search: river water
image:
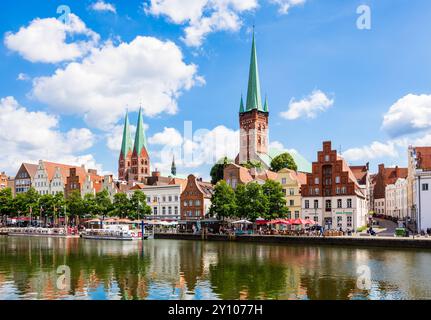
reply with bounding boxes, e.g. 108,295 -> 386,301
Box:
1,236 -> 431,300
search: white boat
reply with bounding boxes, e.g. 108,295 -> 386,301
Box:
4,227 -> 79,238
81,225 -> 148,241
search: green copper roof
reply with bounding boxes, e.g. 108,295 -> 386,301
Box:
245,31 -> 265,113
134,107 -> 148,154
263,96 -> 269,112
239,95 -> 245,113
120,111 -> 133,157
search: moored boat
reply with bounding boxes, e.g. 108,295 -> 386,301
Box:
4,227 -> 79,238
81,224 -> 148,241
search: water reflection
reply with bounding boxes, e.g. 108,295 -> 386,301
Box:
1,236 -> 431,300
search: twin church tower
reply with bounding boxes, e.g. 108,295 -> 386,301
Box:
118,30 -> 270,181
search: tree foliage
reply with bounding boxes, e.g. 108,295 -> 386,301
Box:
209,180 -> 237,220
262,180 -> 288,219
210,157 -> 231,185
270,153 -> 297,172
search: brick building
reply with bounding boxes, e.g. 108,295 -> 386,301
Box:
65,167 -> 103,198
373,164 -> 407,215
301,141 -> 368,230
118,108 -> 150,183
0,172 -> 8,190
180,175 -> 214,221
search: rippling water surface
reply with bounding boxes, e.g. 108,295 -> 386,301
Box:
1,236 -> 431,300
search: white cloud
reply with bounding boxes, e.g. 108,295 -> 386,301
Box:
382,94 -> 431,137
145,0 -> 258,47
17,73 -> 30,81
91,1 -> 117,14
106,124 -> 138,153
269,140 -> 284,150
280,90 -> 334,120
149,127 -> 183,147
4,14 -> 99,63
270,0 -> 306,14
0,96 -> 99,175
342,141 -> 399,162
150,125 -> 239,173
31,36 -> 202,130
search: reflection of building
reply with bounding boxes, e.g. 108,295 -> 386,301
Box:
301,141 -> 368,230
181,175 -> 214,220
14,163 -> 37,194
385,178 -> 408,219
277,168 -> 306,220
408,146 -> 431,232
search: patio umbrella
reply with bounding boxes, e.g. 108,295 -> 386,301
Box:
279,219 -> 293,225
232,220 -> 253,225
292,218 -> 308,225
305,219 -> 317,225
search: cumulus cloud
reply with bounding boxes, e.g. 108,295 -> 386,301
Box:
4,14 -> 100,63
91,1 -> 117,13
145,0 -> 258,47
382,94 -> 431,137
0,96 -> 99,174
17,73 -> 30,81
342,141 -> 399,162
31,36 -> 202,130
149,125 -> 239,173
270,0 -> 306,14
280,90 -> 334,120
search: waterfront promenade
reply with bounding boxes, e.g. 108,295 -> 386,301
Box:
154,233 -> 431,249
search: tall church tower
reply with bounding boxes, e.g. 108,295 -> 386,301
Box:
130,107 -> 151,182
118,111 -> 133,181
238,30 -> 269,165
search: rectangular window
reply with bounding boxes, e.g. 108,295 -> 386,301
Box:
174,207 -> 178,215
305,200 -> 309,209
289,200 -> 294,206
347,199 -> 352,208
289,188 -> 295,196
347,216 -> 352,227
423,184 -> 429,191
295,211 -> 300,219
287,212 -> 292,219
282,189 -> 286,195
337,199 -> 342,208
153,207 -> 158,215
314,177 -> 319,185
337,216 -> 343,227
281,178 -> 287,185
335,176 -> 340,184
325,200 -> 332,212
314,200 -> 319,209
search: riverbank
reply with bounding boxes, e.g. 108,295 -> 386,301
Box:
154,233 -> 431,249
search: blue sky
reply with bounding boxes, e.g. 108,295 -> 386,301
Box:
1,0 -> 431,179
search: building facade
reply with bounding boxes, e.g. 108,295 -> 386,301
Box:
385,178 -> 408,220
34,160 -> 80,196
408,146 -> 431,232
301,141 -> 368,231
128,184 -> 183,221
14,163 -> 37,194
0,172 -> 8,190
180,175 -> 214,221
373,164 -> 408,215
276,168 -> 306,220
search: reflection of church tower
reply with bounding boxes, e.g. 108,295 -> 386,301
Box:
130,107 -> 151,182
238,30 -> 269,165
118,111 -> 133,181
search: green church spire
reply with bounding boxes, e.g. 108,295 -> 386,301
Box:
120,111 -> 132,157
134,107 -> 148,155
171,155 -> 177,176
239,94 -> 245,113
264,95 -> 269,112
245,29 -> 265,113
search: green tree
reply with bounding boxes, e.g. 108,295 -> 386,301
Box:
130,190 -> 152,220
235,183 -> 268,221
209,180 -> 237,220
262,180 -> 288,219
210,157 -> 231,185
0,188 -> 13,222
39,194 -> 55,225
270,153 -> 298,172
243,160 -> 264,170
83,193 -> 98,218
112,193 -> 132,219
52,192 -> 65,225
95,190 -> 112,218
26,187 -> 40,216
66,190 -> 84,225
